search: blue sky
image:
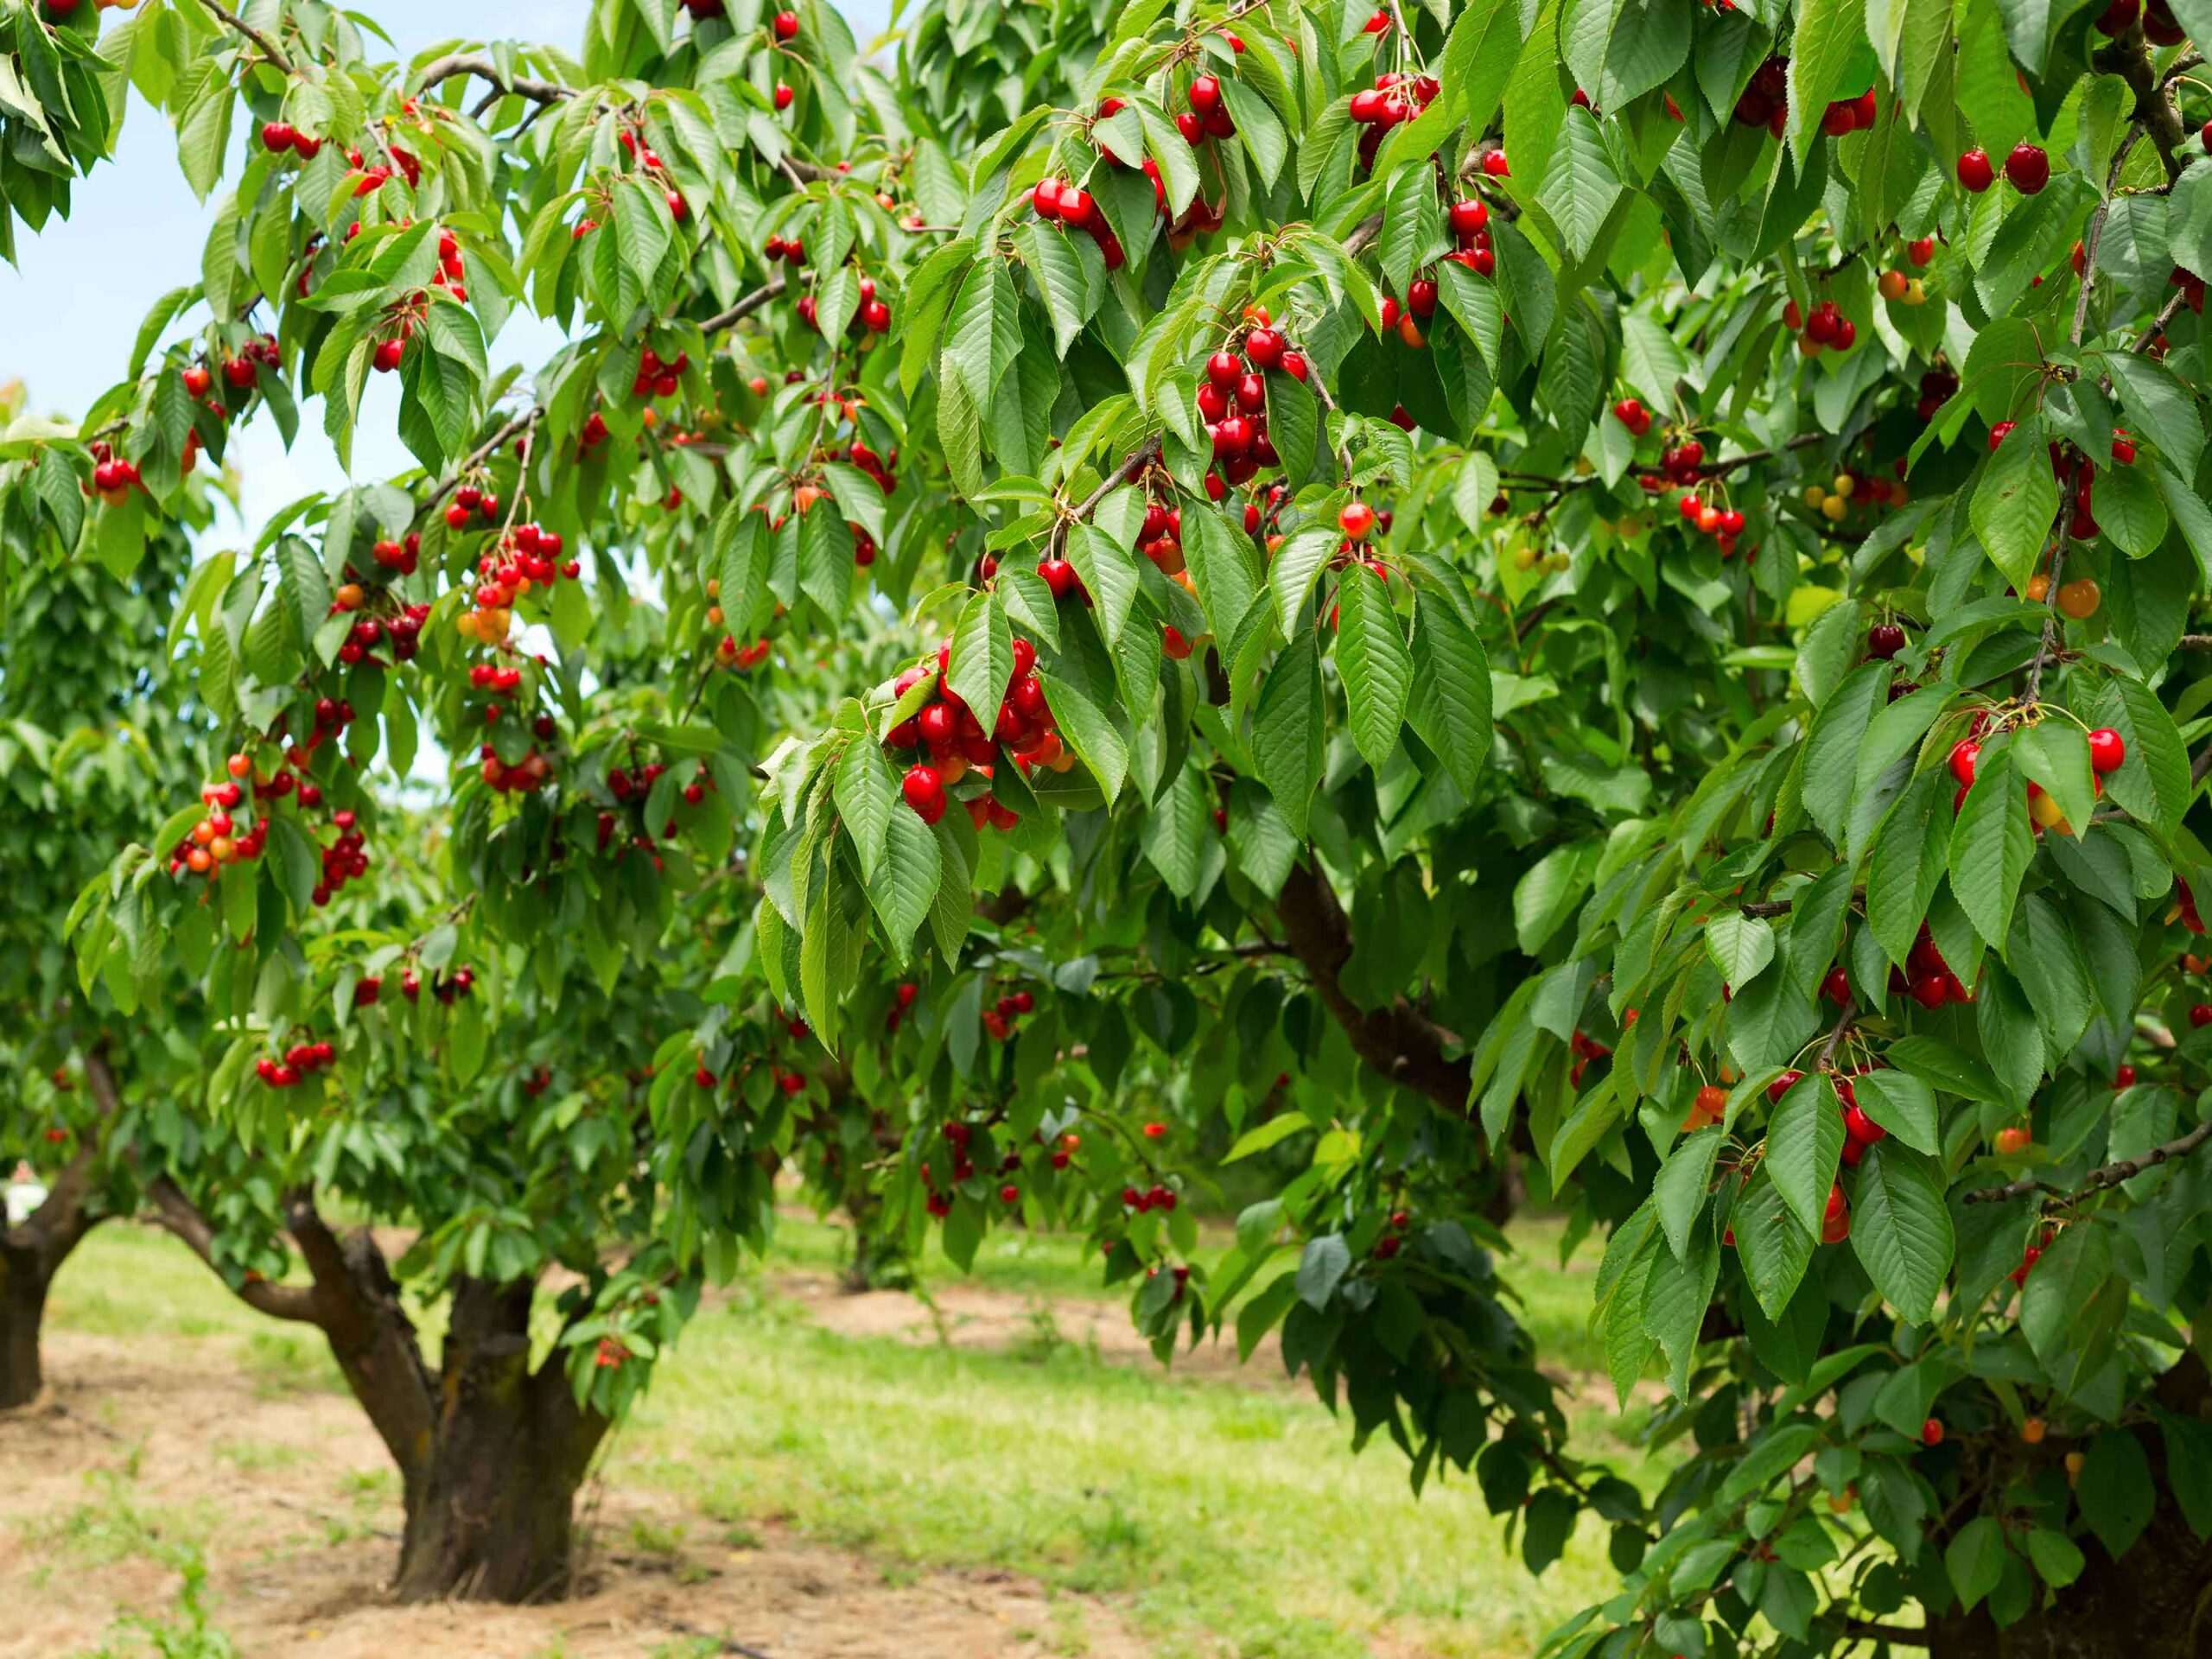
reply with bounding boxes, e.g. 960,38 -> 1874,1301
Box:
3,0 -> 892,543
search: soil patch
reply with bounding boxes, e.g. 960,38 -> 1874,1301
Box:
0,1330 -> 1148,1659
771,1268 -> 1290,1387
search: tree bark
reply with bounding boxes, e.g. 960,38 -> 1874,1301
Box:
0,1141 -> 106,1410
391,1276 -> 608,1603
150,1180 -> 607,1603
1274,857 -> 1472,1112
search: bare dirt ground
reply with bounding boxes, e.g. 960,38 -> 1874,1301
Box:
775,1268 -> 1288,1386
0,1319 -> 1151,1659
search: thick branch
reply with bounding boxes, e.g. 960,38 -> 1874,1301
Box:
146,1177 -> 321,1323
413,53 -> 574,105
1274,857 -> 1471,1114
1964,1115 -> 2212,1205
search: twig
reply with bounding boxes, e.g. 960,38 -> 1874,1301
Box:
2022,504 -> 2070,702
1048,440 -> 1160,559
698,275 -> 790,334
188,0 -> 293,72
1813,1007 -> 1853,1070
413,52 -> 574,105
416,408 -> 542,524
1964,1116 -> 2212,1205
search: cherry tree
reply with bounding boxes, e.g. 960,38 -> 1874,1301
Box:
4,0 -> 2212,1646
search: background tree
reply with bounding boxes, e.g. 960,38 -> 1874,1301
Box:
0,371 -> 224,1408
7,0 -> 2212,1649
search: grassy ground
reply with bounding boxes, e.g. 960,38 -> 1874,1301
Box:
41,1212 -> 1648,1659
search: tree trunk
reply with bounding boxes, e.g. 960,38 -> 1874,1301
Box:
150,1182 -> 605,1605
390,1277 -> 607,1603
0,1236 -> 54,1409
839,1184 -> 909,1293
0,1147 -> 105,1410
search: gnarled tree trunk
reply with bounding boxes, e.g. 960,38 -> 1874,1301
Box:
391,1276 -> 607,1602
151,1181 -> 607,1604
0,1145 -> 105,1410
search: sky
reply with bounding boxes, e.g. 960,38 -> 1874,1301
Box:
2,0 -> 892,545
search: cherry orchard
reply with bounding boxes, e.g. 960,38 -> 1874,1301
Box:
7,0 -> 2212,1648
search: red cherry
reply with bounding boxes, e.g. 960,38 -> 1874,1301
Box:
772,10 -> 799,38
1339,501 -> 1376,539
1244,328 -> 1284,369
1957,149 -> 1995,193
1189,75 -> 1222,117
2087,728 -> 2125,773
2005,143 -> 2050,194
901,765 -> 947,823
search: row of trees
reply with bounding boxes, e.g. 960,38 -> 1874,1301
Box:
4,0 -> 2212,1649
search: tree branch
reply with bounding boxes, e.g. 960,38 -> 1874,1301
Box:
188,0 -> 293,72
413,53 -> 573,105
145,1177 -> 321,1323
699,274 -> 790,334
1273,857 -> 1471,1115
1963,1115 -> 2212,1205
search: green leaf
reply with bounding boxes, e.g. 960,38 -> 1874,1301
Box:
1849,1142 -> 1954,1323
1269,527 -> 1337,631
1946,1516 -> 2006,1614
1538,105 -> 1624,261
1446,0 -> 1524,139
1655,1127 -> 1720,1262
1802,660 -> 1888,848
1706,912 -> 1777,988
833,735 -> 899,884
2105,352 -> 2204,471
1333,565 -> 1411,771
1254,632 -> 1323,837
1852,1070 -> 1940,1156
2076,1430 -> 2156,1560
2021,1221 -> 2113,1363
1788,0 -> 1868,158
1948,751 -> 2035,950
1971,426 -> 2059,594
945,588 -> 1012,729
1734,1166 -> 1817,1320
944,257 -> 1019,414
1767,1073 -> 1846,1239
868,802 -> 941,955
1035,670 -> 1128,804
1406,590 -> 1491,797
797,502 -> 855,619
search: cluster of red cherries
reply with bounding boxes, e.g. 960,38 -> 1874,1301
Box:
255,1039 -> 338,1090
1784,296 -> 1856,354
353,966 -> 475,1006
1347,70 -> 1441,170
982,987 -> 1034,1043
1030,171 -> 1127,270
1729,56 -> 1789,136
888,636 -> 1067,826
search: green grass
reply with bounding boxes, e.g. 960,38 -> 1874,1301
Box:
42,1217 -> 1645,1659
